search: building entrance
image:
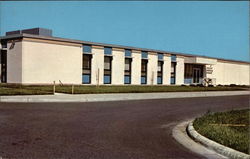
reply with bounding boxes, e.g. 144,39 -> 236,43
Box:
184,64 -> 203,84
193,68 -> 201,84
1,50 -> 7,83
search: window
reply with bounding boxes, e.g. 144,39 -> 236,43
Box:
171,62 -> 176,84
1,50 -> 7,83
104,57 -> 111,70
157,61 -> 163,84
124,58 -> 132,84
125,58 -> 131,71
141,59 -> 147,84
82,54 -> 91,84
104,47 -> 112,55
1,41 -> 7,48
184,64 -> 204,84
171,55 -> 176,62
83,45 -> 92,53
82,75 -> 90,84
141,51 -> 148,59
104,56 -> 112,84
125,49 -> 132,57
83,55 -> 91,69
158,53 -> 163,60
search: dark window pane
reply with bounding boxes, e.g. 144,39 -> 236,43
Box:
157,77 -> 162,84
83,45 -> 92,53
141,76 -> 147,84
171,55 -> 176,62
83,54 -> 91,69
158,61 -> 163,72
1,42 -> 7,48
158,53 -> 163,60
125,49 -> 131,57
124,75 -> 131,84
104,75 -> 111,84
184,78 -> 192,84
171,77 -> 175,84
104,47 -> 112,55
82,75 -> 90,84
125,58 -> 131,71
141,51 -> 148,59
141,60 -> 147,72
171,62 -> 175,73
171,62 -> 176,85
104,56 -> 112,70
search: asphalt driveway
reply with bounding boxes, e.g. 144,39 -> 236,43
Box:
0,95 -> 248,159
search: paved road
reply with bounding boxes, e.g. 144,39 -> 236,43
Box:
0,95 -> 248,159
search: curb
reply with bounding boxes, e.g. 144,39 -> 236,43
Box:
187,121 -> 250,159
0,91 -> 249,103
172,120 -> 227,159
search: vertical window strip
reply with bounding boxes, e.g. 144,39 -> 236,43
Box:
157,61 -> 163,84
171,62 -> 176,84
104,56 -> 112,84
141,59 -> 148,84
82,54 -> 92,84
124,58 -> 132,84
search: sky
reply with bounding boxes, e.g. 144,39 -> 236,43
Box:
0,1 -> 249,62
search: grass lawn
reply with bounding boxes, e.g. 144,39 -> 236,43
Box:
193,109 -> 250,154
0,84 -> 53,95
55,85 -> 248,94
0,83 -> 248,95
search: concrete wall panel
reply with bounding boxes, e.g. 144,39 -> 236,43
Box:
22,40 -> 82,84
163,55 -> 171,85
175,56 -> 184,85
91,46 -> 104,85
147,53 -> 158,85
112,49 -> 125,85
7,41 -> 22,83
213,61 -> 249,85
131,51 -> 141,84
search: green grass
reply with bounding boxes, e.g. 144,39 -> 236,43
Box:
193,109 -> 250,154
0,83 -> 248,95
0,84 -> 53,95
55,85 -> 248,94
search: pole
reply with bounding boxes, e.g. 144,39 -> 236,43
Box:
53,81 -> 56,94
72,84 -> 74,94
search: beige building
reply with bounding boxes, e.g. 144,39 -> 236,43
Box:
0,28 -> 249,85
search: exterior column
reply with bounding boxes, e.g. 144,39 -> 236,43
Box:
131,50 -> 141,85
7,41 -> 22,83
163,54 -> 171,85
91,45 -> 104,85
175,55 -> 185,85
112,48 -> 125,85
147,52 -> 158,85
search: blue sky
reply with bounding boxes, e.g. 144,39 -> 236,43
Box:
0,1 -> 249,62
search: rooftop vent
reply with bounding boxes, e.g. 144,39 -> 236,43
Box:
6,28 -> 52,37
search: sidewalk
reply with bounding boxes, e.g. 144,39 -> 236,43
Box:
0,90 -> 249,103
172,120 -> 227,159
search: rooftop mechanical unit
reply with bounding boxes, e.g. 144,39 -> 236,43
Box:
6,28 -> 52,37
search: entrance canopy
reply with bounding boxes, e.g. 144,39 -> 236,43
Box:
184,57 -> 217,65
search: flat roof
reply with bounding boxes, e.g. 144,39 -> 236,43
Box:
1,33 -> 249,64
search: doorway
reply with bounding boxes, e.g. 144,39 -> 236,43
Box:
1,50 -> 7,83
193,68 -> 201,84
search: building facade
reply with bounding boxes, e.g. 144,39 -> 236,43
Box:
0,28 -> 249,85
